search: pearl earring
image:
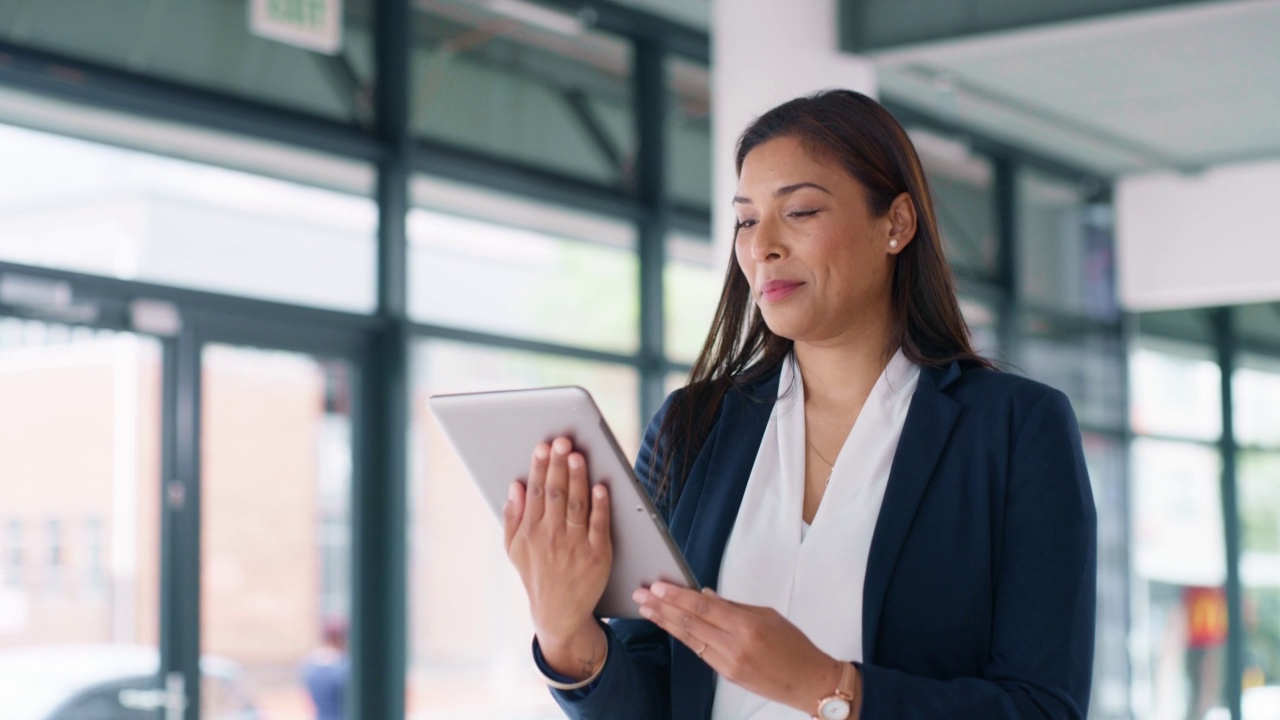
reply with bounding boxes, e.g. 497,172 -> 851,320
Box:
889,238 -> 899,249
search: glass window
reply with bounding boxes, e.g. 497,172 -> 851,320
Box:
1131,439 -> 1226,720
608,0 -> 710,29
664,232 -> 722,364
3,520 -> 22,589
666,369 -> 690,397
1084,432 -> 1131,718
958,296 -> 1000,360
44,519 -> 63,595
1017,168 -> 1116,320
0,0 -> 373,122
84,517 -> 106,594
49,679 -> 159,720
910,128 -> 998,277
1239,450 -> 1280,713
1138,308 -> 1215,346
202,668 -> 260,720
412,2 -> 633,186
408,339 -> 639,719
0,321 -> 161,703
1237,355 -> 1280,449
667,56 -> 712,209
1237,303 -> 1280,349
201,344 -> 353,719
1130,339 -> 1222,441
0,122 -> 377,312
409,176 -> 639,353
1019,316 -> 1124,431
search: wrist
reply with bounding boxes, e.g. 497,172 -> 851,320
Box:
788,657 -> 843,713
811,660 -> 858,720
537,621 -> 606,681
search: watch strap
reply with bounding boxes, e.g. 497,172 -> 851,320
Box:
812,662 -> 857,720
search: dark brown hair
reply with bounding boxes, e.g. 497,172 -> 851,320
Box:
650,89 -> 993,508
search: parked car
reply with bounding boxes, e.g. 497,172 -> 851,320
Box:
0,644 -> 259,720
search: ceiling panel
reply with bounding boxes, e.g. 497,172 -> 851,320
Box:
873,0 -> 1280,174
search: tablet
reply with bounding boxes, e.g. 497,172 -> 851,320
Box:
428,386 -> 699,619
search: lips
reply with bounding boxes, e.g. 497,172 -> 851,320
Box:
759,279 -> 804,303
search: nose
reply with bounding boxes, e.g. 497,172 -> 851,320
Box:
748,218 -> 785,262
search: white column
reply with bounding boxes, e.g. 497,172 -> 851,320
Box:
711,0 -> 877,258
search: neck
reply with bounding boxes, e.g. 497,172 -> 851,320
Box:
793,311 -> 895,412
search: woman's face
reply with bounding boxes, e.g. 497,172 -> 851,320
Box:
733,135 -> 908,346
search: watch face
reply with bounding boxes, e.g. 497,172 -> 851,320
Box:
819,698 -> 851,720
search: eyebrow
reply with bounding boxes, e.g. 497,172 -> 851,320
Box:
732,181 -> 832,205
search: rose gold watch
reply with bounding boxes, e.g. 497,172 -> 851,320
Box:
813,662 -> 856,720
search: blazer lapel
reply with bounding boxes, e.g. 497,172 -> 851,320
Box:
670,372 -> 779,720
861,361 -> 962,659
684,376 -> 779,589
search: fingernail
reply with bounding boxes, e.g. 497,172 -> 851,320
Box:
651,583 -> 667,598
534,444 -> 549,460
632,589 -> 646,604
638,605 -> 654,619
701,588 -> 715,596
593,485 -> 606,499
508,482 -> 519,501
568,453 -> 583,469
553,438 -> 570,455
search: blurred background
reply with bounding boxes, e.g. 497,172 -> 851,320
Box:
0,0 -> 1276,718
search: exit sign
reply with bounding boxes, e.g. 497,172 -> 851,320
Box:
250,0 -> 343,55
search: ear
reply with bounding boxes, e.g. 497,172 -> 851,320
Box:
885,192 -> 917,255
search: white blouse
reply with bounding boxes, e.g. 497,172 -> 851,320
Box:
711,350 -> 920,720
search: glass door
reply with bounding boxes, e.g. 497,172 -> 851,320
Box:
0,316 -> 164,719
197,341 -> 356,720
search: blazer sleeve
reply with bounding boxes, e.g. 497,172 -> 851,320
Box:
857,388 -> 1098,719
539,391 -> 682,719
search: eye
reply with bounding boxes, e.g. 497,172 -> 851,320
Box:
734,218 -> 757,231
787,209 -> 819,219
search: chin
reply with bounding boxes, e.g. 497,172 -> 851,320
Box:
758,313 -> 808,343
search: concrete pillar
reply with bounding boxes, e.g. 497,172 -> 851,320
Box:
711,0 -> 877,257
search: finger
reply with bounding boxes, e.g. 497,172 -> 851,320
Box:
524,443 -> 550,525
543,437 -> 573,526
588,483 -> 611,549
502,480 -> 525,553
565,451 -> 590,531
649,582 -> 733,630
634,586 -> 732,650
638,598 -> 728,663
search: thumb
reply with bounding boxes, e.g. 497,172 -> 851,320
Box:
502,481 -> 525,554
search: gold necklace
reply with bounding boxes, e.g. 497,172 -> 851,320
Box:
805,436 -> 836,486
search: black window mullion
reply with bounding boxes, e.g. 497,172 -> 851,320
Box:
163,322 -> 203,720
0,38 -> 381,163
352,1 -> 411,719
993,156 -> 1018,364
634,35 -> 668,423
1215,306 -> 1244,720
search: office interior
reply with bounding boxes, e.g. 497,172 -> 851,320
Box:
0,0 -> 1277,718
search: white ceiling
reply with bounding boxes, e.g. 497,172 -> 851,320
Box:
871,0 -> 1280,176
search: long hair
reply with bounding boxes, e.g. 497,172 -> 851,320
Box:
650,89 -> 994,508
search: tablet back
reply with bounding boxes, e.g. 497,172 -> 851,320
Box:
427,386 -> 698,619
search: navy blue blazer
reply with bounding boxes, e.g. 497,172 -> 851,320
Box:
547,360 -> 1097,719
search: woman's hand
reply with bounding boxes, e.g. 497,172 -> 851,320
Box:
633,582 -> 852,714
503,437 -> 612,679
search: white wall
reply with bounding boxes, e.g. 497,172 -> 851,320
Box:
711,0 -> 876,260
1117,158 -> 1280,311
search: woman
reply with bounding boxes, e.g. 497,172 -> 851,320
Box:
502,89 -> 1096,720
